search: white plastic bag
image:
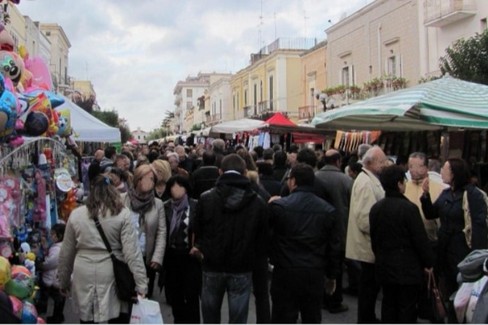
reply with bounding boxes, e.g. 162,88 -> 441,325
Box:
130,298 -> 163,324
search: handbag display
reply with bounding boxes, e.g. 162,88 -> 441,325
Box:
427,271 -> 447,323
94,216 -> 136,302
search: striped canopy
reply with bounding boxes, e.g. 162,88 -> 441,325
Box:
312,76 -> 488,131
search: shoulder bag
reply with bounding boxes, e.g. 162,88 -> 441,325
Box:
427,270 -> 447,323
93,216 -> 136,302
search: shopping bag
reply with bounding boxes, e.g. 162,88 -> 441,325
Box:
130,298 -> 164,324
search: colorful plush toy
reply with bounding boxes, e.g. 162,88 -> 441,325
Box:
4,265 -> 34,300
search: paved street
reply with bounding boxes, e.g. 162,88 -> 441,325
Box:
54,275 -> 380,324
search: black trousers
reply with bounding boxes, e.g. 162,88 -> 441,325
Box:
324,251 -> 345,308
164,249 -> 201,324
381,284 -> 421,323
253,259 -> 271,324
271,268 -> 323,324
357,262 -> 381,323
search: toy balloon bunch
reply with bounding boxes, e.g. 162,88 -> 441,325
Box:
0,22 -> 72,146
0,256 -> 45,324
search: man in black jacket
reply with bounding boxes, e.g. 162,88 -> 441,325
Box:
191,154 -> 268,323
269,163 -> 342,323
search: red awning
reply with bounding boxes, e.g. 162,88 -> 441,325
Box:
265,112 -> 296,127
292,132 -> 326,144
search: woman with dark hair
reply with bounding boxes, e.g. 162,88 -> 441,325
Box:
58,175 -> 148,323
162,175 -> 201,323
370,165 -> 434,323
421,158 -> 488,299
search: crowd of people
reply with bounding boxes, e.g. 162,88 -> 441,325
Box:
36,138 -> 488,323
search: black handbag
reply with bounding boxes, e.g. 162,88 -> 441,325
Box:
94,216 -> 136,302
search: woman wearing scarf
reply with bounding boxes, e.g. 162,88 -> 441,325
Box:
162,175 -> 201,323
121,164 -> 166,299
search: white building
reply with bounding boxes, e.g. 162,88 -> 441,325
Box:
131,127 -> 148,144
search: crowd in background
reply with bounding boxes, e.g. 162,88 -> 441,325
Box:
47,137 -> 488,324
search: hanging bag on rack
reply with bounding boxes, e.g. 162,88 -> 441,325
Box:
93,216 -> 136,302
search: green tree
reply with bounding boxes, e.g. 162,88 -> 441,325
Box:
91,110 -> 131,143
440,29 -> 488,85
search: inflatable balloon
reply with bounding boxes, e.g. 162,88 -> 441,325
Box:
23,56 -> 53,91
37,317 -> 46,324
0,51 -> 25,87
0,255 -> 11,287
21,301 -> 38,324
0,74 -> 18,141
56,108 -> 72,137
11,264 -> 31,277
4,268 -> 34,299
24,111 -> 48,136
9,295 -> 22,318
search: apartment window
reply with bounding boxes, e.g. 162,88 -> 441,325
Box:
481,18 -> 487,31
186,89 -> 193,98
244,90 -> 248,106
186,101 -> 192,110
387,56 -> 397,77
342,66 -> 350,86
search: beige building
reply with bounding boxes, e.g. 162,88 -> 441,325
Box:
326,0 -> 420,95
419,0 -> 488,77
208,74 -> 232,126
231,37 -> 316,122
38,23 -> 71,93
131,127 -> 148,144
299,40 -> 327,123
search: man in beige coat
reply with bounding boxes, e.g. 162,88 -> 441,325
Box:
345,146 -> 387,323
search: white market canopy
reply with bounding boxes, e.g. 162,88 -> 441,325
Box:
55,96 -> 121,143
312,76 -> 488,131
210,118 -> 267,134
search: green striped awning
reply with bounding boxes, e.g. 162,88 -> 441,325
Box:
312,76 -> 488,131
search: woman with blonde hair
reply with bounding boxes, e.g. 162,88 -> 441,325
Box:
122,164 -> 166,299
58,175 -> 148,323
151,159 -> 172,201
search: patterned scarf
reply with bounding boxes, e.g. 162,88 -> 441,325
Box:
169,194 -> 189,236
128,187 -> 155,224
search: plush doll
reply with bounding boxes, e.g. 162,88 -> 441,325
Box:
55,108 -> 71,137
0,23 -> 24,88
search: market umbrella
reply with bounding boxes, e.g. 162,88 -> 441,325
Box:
265,112 -> 296,127
210,118 -> 267,134
312,76 -> 488,131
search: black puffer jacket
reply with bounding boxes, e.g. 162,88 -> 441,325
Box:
194,173 -> 268,273
370,191 -> 434,285
269,186 -> 342,279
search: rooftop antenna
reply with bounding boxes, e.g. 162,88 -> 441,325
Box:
258,0 -> 264,51
274,12 -> 277,40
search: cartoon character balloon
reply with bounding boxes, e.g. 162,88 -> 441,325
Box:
0,74 -> 18,141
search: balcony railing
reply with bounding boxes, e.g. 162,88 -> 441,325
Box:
424,0 -> 476,27
211,113 -> 222,124
243,106 -> 252,118
298,105 -> 315,120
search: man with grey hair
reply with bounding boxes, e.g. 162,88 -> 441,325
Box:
357,144 -> 372,163
211,138 -> 226,168
346,146 -> 387,323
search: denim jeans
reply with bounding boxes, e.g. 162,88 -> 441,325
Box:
201,271 -> 252,324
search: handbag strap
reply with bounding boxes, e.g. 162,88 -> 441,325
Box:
93,216 -> 114,256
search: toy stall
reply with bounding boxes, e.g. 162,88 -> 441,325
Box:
0,9 -> 81,322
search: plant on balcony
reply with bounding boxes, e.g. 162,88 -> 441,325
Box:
363,77 -> 384,95
392,77 -> 408,90
348,85 -> 361,98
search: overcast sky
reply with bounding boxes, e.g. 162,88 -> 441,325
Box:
17,0 -> 371,132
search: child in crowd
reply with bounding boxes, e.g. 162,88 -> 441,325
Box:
37,224 -> 66,324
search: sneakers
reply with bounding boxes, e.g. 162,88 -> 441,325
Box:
328,303 -> 349,314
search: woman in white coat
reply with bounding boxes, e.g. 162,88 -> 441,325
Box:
121,164 -> 167,298
58,175 -> 148,323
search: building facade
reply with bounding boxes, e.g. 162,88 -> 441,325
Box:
299,40 -> 327,123
231,37 -> 316,122
131,127 -> 148,144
